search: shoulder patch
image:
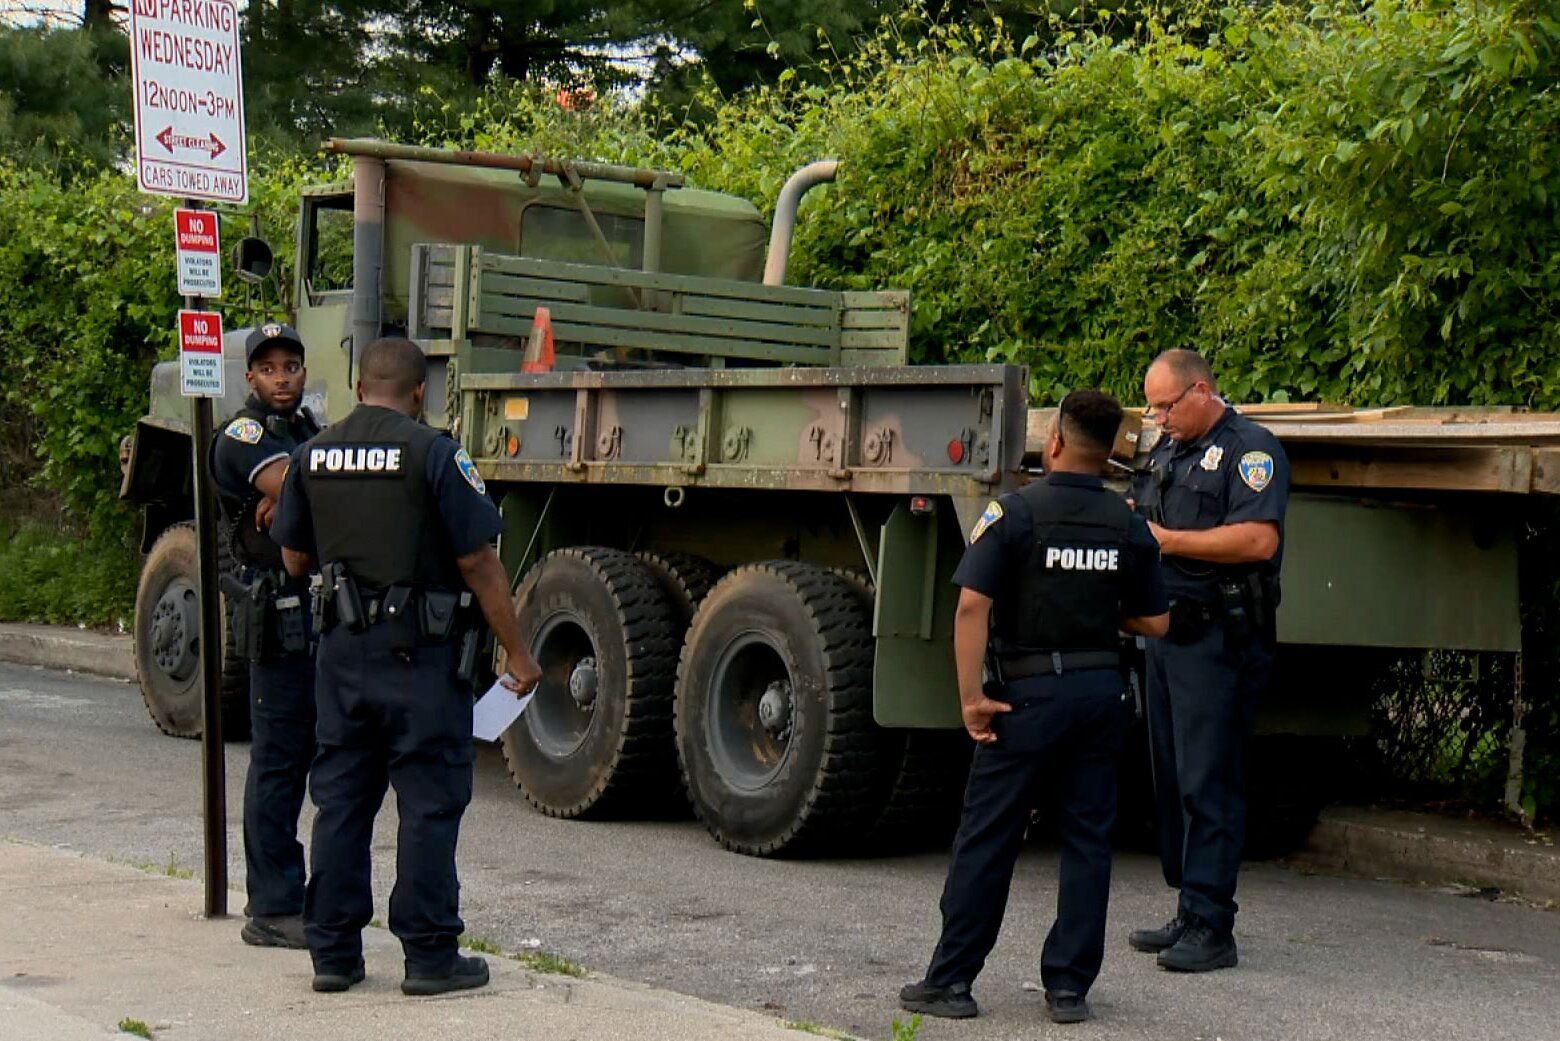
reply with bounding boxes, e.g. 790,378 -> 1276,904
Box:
224,418 -> 263,444
969,501 -> 1003,543
1238,451 -> 1275,492
454,448 -> 487,495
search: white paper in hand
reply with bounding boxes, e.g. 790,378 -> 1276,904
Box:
473,679 -> 535,742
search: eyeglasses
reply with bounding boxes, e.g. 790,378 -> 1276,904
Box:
1145,382 -> 1197,420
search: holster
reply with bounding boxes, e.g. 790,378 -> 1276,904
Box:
1167,597 -> 1214,644
316,563 -> 365,634
221,571 -> 273,664
273,591 -> 308,656
1216,573 -> 1279,647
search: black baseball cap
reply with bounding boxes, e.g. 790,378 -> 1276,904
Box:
244,322 -> 306,366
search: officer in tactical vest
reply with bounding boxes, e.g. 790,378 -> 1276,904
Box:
271,337 -> 542,996
209,322 -> 321,950
900,390 -> 1169,1026
1127,348 -> 1290,973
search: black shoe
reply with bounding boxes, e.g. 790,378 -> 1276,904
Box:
242,914 -> 308,949
1128,911 -> 1190,953
1157,920 -> 1238,973
898,979 -> 978,1019
312,962 -> 366,993
1044,990 -> 1090,1024
402,954 -> 491,996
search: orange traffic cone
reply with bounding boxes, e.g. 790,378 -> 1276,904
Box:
522,306 -> 556,373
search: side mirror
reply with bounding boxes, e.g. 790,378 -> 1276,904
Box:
232,236 -> 274,284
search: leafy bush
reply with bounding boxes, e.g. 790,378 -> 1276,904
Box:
0,521 -> 137,629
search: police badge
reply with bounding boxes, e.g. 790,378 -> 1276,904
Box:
1238,451 -> 1274,492
1199,445 -> 1224,471
224,417 -> 264,444
969,501 -> 1003,542
454,448 -> 487,495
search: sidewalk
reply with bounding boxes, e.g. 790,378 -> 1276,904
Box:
0,841 -> 805,1041
0,623 -> 134,683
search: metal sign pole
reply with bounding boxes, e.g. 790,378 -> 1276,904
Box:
186,197 -> 229,918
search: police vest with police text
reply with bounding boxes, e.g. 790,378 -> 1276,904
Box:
992,480 -> 1134,656
299,405 -> 463,591
212,398 -> 319,571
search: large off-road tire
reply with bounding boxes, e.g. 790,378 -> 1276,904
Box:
132,523 -> 250,740
502,547 -> 681,818
634,551 -> 721,625
862,729 -> 973,853
675,562 -> 897,856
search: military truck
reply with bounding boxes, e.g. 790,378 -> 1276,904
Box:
120,138 -> 1560,856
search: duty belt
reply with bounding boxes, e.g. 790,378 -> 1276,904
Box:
999,650 -> 1122,680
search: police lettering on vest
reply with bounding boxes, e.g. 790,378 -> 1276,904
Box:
1045,547 -> 1121,572
308,444 -> 406,476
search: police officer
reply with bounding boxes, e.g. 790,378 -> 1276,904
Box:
1127,348 -> 1289,973
271,337 -> 542,996
899,390 -> 1169,1026
210,322 -> 321,949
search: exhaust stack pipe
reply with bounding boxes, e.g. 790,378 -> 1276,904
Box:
763,160 -> 839,286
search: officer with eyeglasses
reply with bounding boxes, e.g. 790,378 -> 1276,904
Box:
1127,349 -> 1290,973
209,323 -> 322,950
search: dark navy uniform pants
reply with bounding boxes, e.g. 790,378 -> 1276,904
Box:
926,670 -> 1132,997
304,625 -> 473,976
244,654 -> 316,916
1145,623 -> 1270,934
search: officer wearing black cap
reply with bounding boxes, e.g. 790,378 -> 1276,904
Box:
209,322 -> 321,949
1127,348 -> 1290,973
900,390 -> 1169,1026
271,336 -> 542,996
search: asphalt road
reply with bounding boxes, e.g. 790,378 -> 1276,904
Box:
2,661 -> 1557,1041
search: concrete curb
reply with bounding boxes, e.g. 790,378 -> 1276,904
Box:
1289,806 -> 1560,905
0,623 -> 135,683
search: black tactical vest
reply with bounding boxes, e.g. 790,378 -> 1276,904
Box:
211,398 -> 319,571
992,479 -> 1134,655
299,404 -> 463,591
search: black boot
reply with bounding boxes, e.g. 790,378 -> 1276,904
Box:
898,979 -> 979,1019
312,962 -> 366,993
1157,918 -> 1238,973
402,954 -> 491,996
1128,911 -> 1189,953
1044,990 -> 1091,1024
242,914 -> 308,950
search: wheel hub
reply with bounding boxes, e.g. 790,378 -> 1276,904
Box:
757,680 -> 792,739
149,582 -> 198,683
569,657 -> 599,709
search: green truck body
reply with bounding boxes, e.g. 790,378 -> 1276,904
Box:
120,139 -> 1548,855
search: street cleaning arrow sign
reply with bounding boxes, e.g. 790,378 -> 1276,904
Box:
130,0 -> 248,204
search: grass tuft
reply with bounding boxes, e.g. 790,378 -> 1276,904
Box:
118,1018 -> 152,1039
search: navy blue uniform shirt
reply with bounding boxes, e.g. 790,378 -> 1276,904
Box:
954,471 -> 1168,621
1129,407 -> 1290,600
272,430 -> 503,561
211,408 -> 303,505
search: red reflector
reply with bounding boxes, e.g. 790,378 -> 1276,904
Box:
910,495 -> 934,515
947,439 -> 965,464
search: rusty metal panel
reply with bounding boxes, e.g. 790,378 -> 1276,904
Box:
460,365 -> 1027,500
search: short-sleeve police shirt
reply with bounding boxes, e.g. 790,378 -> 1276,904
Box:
272,433 -> 503,559
953,472 -> 1168,621
1129,407 -> 1290,597
211,412 -> 297,503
